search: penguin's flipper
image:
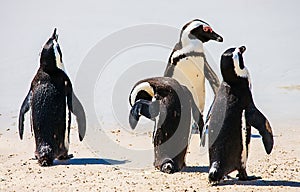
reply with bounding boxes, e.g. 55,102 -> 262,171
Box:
206,83 -> 230,147
245,101 -> 273,154
203,58 -> 220,94
67,108 -> 71,143
163,63 -> 175,77
18,90 -> 32,140
164,43 -> 182,77
129,99 -> 160,130
69,91 -> 86,141
201,97 -> 216,146
65,79 -> 86,141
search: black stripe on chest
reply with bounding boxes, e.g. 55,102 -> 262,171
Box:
171,51 -> 205,66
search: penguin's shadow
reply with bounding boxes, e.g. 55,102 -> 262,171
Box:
182,166 -> 209,173
182,167 -> 300,188
53,158 -> 129,166
216,179 -> 300,188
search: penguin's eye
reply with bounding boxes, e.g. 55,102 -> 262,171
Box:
203,26 -> 213,33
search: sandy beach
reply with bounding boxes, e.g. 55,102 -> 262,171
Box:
1,1 -> 300,191
0,110 -> 299,191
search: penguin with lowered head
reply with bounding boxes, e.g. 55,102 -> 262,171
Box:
129,77 -> 204,173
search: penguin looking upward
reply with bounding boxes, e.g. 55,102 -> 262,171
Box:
18,29 -> 86,166
164,19 -> 223,113
207,46 -> 274,184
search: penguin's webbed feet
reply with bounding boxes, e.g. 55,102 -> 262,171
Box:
237,170 -> 262,181
57,153 -> 74,160
237,174 -> 262,181
38,156 -> 54,167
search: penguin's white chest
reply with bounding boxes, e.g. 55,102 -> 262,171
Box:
171,56 -> 205,112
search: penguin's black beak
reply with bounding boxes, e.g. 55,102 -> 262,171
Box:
129,99 -> 160,129
52,28 -> 58,41
239,46 -> 246,54
129,105 -> 141,130
211,31 -> 223,42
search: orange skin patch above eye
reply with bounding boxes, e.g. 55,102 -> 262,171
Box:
203,26 -> 213,33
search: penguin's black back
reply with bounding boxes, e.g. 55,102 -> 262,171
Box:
31,68 -> 69,156
140,77 -> 183,142
134,77 -> 193,171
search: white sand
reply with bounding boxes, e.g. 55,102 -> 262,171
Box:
0,111 -> 299,191
1,1 -> 300,191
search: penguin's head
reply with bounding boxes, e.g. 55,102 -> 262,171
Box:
220,46 -> 251,87
180,19 -> 223,45
129,82 -> 155,107
40,28 -> 64,72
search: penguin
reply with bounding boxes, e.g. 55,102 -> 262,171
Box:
18,29 -> 86,166
128,77 -> 204,173
207,46 -> 274,183
164,19 -> 223,114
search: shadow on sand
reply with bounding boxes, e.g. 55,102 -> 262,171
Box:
217,179 -> 300,188
182,166 -> 209,173
183,166 -> 300,188
53,158 -> 129,166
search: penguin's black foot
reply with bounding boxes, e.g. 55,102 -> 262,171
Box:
31,156 -> 38,160
57,153 -> 73,160
208,181 -> 220,186
39,159 -> 53,167
209,172 -> 221,185
208,173 -> 221,186
38,157 -> 54,167
237,172 -> 262,181
224,175 -> 235,180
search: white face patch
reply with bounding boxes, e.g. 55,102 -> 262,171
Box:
180,20 -> 209,49
183,20 -> 210,38
232,48 -> 252,89
53,40 -> 65,71
130,82 -> 154,106
241,110 -> 248,168
232,48 -> 249,78
172,20 -> 209,60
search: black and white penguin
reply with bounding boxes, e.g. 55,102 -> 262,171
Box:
18,29 -> 86,166
128,77 -> 204,173
164,19 -> 223,114
207,46 -> 274,183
